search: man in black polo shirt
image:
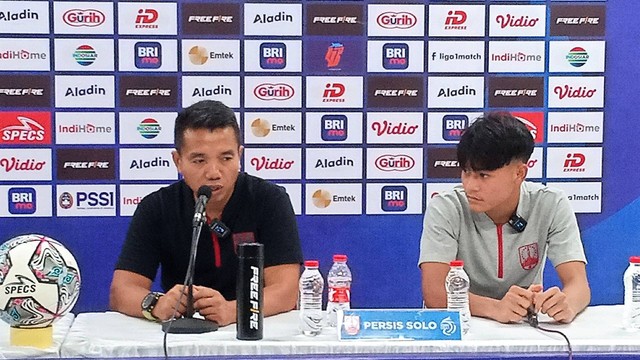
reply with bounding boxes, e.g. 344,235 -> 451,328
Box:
109,100 -> 303,326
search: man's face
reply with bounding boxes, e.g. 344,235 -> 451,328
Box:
461,161 -> 526,214
172,127 -> 242,209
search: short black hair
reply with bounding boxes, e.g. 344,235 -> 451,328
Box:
174,100 -> 241,152
457,112 -> 534,171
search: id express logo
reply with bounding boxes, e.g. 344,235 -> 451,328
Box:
381,185 -> 407,211
8,187 -> 36,214
260,42 -> 286,69
321,115 -> 347,141
383,43 -> 409,70
135,9 -> 158,29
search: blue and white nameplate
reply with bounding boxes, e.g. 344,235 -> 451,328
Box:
337,309 -> 462,340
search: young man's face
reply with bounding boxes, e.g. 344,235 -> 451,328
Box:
461,161 -> 526,215
172,127 -> 242,210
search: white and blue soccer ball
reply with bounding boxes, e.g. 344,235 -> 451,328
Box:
0,234 -> 81,328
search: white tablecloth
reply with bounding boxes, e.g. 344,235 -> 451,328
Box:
0,313 -> 74,359
60,305 -> 640,358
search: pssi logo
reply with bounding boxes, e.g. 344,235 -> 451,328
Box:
381,186 -> 407,211
260,42 -> 286,69
135,42 -> 161,69
442,115 -> 469,141
321,114 -> 347,141
8,187 -> 36,214
383,43 -> 409,70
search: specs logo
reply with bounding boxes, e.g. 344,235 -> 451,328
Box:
1,116 -> 45,142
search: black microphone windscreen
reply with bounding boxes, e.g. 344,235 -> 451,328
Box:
197,186 -> 212,199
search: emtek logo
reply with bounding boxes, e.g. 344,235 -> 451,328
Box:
383,43 -> 409,70
260,42 -> 286,69
135,42 -> 161,69
321,115 -> 347,141
381,186 -> 407,211
8,187 -> 36,214
442,115 -> 469,141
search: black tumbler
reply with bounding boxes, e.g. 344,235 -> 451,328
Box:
236,242 -> 264,340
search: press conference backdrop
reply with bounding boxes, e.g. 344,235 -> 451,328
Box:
0,0 -> 637,313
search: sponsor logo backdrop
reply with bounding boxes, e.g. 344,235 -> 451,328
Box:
0,0 -> 621,313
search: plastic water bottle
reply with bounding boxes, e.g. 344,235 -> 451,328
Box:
326,254 -> 352,327
445,260 -> 470,335
299,260 -> 324,336
623,256 -> 640,330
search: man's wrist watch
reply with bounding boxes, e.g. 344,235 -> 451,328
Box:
141,292 -> 163,321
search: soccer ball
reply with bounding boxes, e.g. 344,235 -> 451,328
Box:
0,234 -> 81,328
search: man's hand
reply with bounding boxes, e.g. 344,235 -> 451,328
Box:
193,285 -> 237,326
491,284 -> 541,323
532,286 -> 576,323
152,284 -> 189,321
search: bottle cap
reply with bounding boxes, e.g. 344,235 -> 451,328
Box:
237,243 -> 264,258
450,260 -> 464,267
304,260 -> 319,267
333,254 -> 347,262
630,256 -> 640,264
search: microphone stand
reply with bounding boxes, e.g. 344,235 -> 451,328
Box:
162,205 -> 219,334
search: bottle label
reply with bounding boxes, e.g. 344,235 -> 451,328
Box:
329,287 -> 350,303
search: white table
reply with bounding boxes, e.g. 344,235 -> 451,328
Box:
0,313 -> 74,359
59,306 -> 640,358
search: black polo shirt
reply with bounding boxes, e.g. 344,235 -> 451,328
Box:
116,173 -> 303,300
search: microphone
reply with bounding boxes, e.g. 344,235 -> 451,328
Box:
508,213 -> 527,233
192,186 -> 212,227
162,185 -> 218,334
